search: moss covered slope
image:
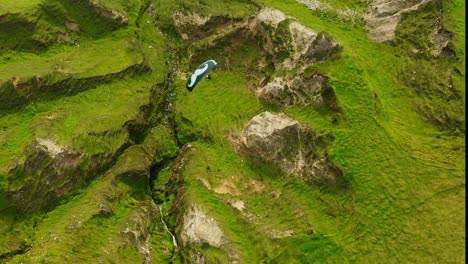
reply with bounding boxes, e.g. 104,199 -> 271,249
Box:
0,0 -> 465,263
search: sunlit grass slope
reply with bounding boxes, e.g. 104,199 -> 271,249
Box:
0,0 -> 464,262
5,125 -> 177,263
0,1 -> 170,260
169,0 -> 465,262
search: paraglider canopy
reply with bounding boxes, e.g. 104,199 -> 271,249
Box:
186,59 -> 217,92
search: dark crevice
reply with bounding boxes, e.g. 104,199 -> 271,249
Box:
143,1 -> 182,262
0,244 -> 32,262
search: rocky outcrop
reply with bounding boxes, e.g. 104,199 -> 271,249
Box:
364,0 -> 433,42
183,9 -> 342,123
3,123 -> 178,212
300,31 -> 340,63
185,8 -> 340,73
173,11 -> 210,31
296,0 -> 365,23
4,138 -> 87,211
295,0 -> 322,11
430,19 -> 455,58
163,146 -> 240,263
172,11 -> 240,42
251,9 -> 342,113
285,23 -> 340,67
257,73 -> 340,111
256,8 -> 289,27
255,9 -> 340,68
118,200 -> 158,264
181,204 -> 224,247
173,11 -> 211,40
237,111 -> 341,182
88,0 -> 128,24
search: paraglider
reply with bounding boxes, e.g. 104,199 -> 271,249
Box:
186,59 -> 217,92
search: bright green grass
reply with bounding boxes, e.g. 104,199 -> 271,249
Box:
256,0 -> 464,166
443,0 -> 466,102
174,71 -> 263,145
174,142 -> 346,263
0,0 -> 41,15
169,0 -> 465,262
0,19 -> 167,171
4,132 -> 176,262
0,0 -> 134,54
321,0 -> 367,9
0,0 -> 464,262
0,77 -> 152,175
152,0 -> 258,31
5,169 -> 147,263
259,0 -> 463,262
156,0 -> 258,18
0,0 -> 168,261
177,144 -> 261,262
0,37 -> 143,84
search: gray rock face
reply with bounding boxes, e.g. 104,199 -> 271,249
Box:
89,0 -> 128,24
190,252 -> 206,264
430,20 -> 455,58
239,111 -> 340,181
181,205 -> 224,248
172,11 -> 236,42
218,8 -> 339,66
120,200 -> 158,264
298,31 -> 340,64
5,139 -> 84,211
258,74 -> 339,111
281,16 -> 340,67
365,0 -> 432,42
289,22 -> 318,60
256,8 -> 289,27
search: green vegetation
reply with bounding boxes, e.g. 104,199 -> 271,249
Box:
0,0 -> 169,258
175,72 -> 262,145
152,0 -> 258,30
0,0 -> 464,263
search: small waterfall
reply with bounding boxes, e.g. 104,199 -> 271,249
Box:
146,3 -> 181,262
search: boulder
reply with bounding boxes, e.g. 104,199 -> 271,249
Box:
257,74 -> 339,111
301,31 -> 340,63
181,204 -> 224,248
364,0 -> 432,42
256,8 -> 289,27
288,22 -> 340,65
238,111 -> 341,181
288,22 -> 318,61
257,9 -> 341,67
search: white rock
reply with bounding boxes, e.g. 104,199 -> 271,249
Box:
181,205 -> 223,248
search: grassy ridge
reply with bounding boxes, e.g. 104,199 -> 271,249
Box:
0,1 -> 170,260
167,0 -> 465,262
0,0 -> 464,262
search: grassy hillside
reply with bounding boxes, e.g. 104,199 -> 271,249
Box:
0,0 -> 464,263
